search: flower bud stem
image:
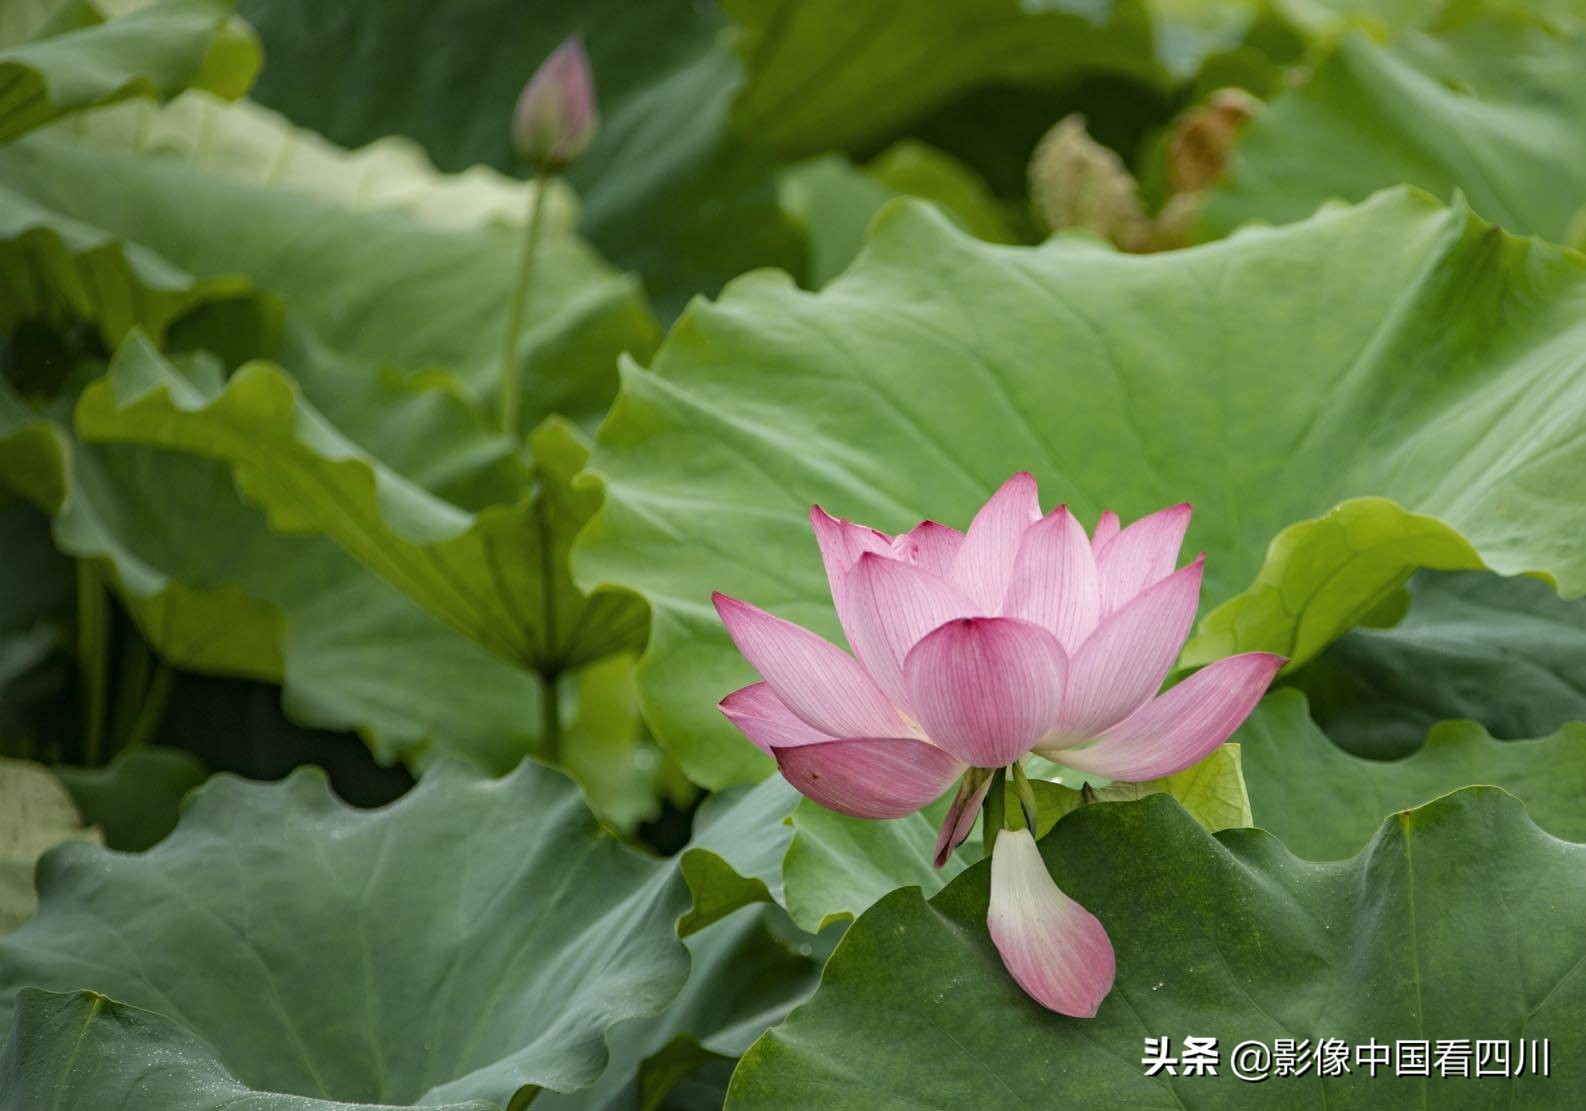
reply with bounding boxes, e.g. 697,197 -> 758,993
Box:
1011,762 -> 1039,833
497,171 -> 552,439
981,767 -> 1006,859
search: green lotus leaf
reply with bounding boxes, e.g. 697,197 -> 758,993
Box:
3,339 -> 568,777
576,189 -> 1586,787
778,142 -> 1022,287
77,336 -> 645,675
680,777 -> 966,936
728,787 -> 1583,1107
1291,570 -> 1586,759
1204,23 -> 1586,244
0,94 -> 656,427
1240,688 -> 1586,859
537,906 -> 823,1111
0,759 -> 692,1106
52,744 -> 205,850
0,0 -> 257,143
723,0 -> 1163,161
238,0 -> 804,317
0,990 -> 501,1111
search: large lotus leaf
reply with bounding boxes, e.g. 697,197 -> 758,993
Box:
0,759 -> 693,1107
1291,570 -> 1586,759
1240,689 -> 1586,859
0,990 -> 500,1111
58,91 -> 575,233
538,906 -> 823,1111
78,336 -> 645,675
0,0 -> 257,143
238,0 -> 803,317
727,787 -> 1582,1108
575,190 -> 1586,787
722,0 -> 1163,161
0,100 -> 656,428
1204,23 -> 1586,245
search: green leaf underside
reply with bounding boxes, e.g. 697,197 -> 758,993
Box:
1240,688 -> 1586,859
0,0 -> 256,144
577,189 -> 1586,787
76,337 -> 644,675
728,788 -> 1585,1108
1205,23 -> 1586,245
0,760 -> 691,1106
1291,570 -> 1586,759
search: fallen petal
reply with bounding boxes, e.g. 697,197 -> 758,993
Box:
988,828 -> 1115,1017
1050,652 -> 1285,779
713,593 -> 904,739
774,736 -> 965,819
904,617 -> 1066,767
719,682 -> 832,753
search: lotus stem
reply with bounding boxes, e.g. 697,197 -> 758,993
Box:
497,171 -> 552,439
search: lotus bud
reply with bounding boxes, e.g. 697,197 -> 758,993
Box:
512,36 -> 598,171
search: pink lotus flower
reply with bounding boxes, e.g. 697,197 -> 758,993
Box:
713,473 -> 1284,1017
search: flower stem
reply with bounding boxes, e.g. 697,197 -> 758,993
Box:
538,670 -> 563,763
1010,761 -> 1039,832
981,767 -> 1006,859
497,170 -> 553,439
76,561 -> 109,766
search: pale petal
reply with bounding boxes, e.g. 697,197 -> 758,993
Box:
774,736 -> 965,819
1051,652 -> 1285,779
933,769 -> 994,867
810,506 -> 895,643
949,472 -> 1042,611
1095,503 -> 1191,614
841,553 -> 978,709
718,682 -> 831,753
903,617 -> 1066,767
1003,507 -> 1101,652
905,520 -> 964,578
1051,558 -> 1203,744
713,593 -> 904,739
988,828 -> 1114,1017
1091,510 -> 1120,553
